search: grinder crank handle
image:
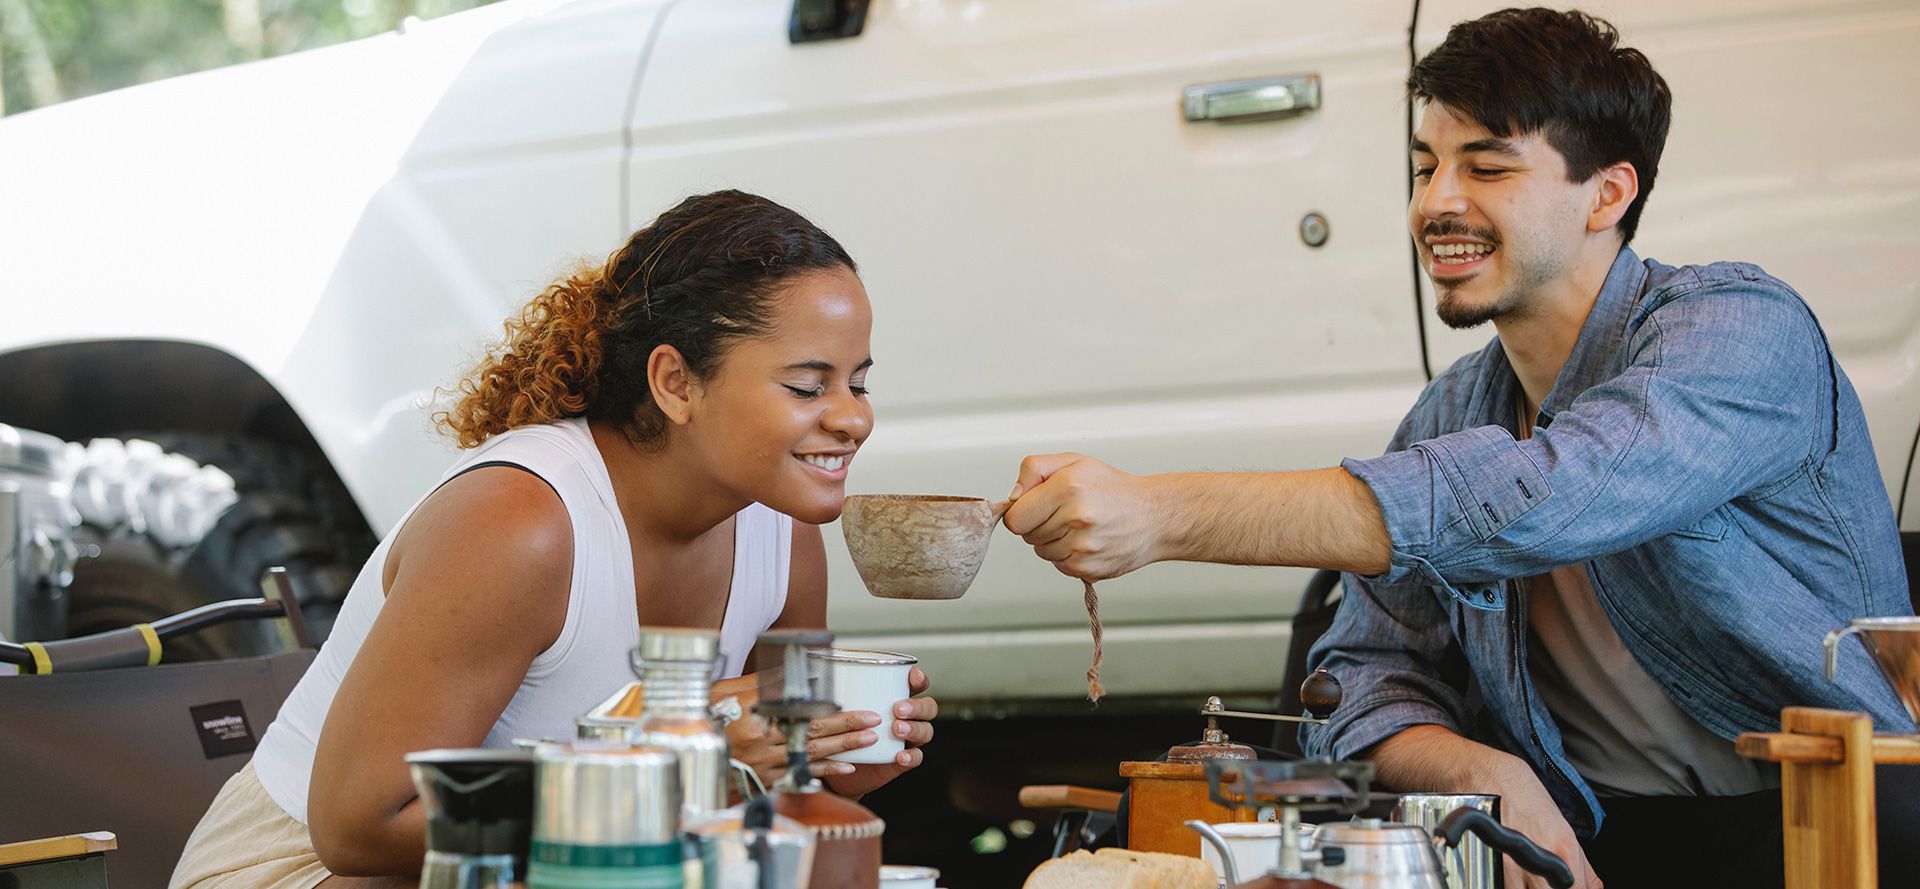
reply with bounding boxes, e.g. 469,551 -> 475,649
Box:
1436,807 -> 1575,889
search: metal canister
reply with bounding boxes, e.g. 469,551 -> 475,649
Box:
530,743 -> 685,889
1391,794 -> 1502,889
632,627 -> 730,821
0,424 -> 77,648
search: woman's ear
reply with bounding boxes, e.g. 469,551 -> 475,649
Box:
648,344 -> 698,427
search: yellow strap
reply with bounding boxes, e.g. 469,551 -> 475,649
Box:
24,642 -> 51,675
135,623 -> 162,667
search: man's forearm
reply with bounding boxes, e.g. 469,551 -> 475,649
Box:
1365,724 -> 1529,793
1151,467 -> 1392,574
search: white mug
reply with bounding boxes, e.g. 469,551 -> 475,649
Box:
1195,822 -> 1295,886
811,648 -> 917,764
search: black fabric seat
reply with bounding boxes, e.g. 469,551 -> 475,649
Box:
0,571 -> 315,889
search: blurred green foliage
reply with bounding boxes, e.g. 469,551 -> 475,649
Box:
0,0 -> 494,115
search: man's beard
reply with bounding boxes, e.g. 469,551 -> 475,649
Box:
1423,219 -> 1513,329
1436,284 -> 1515,329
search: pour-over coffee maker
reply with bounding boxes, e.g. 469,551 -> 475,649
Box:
406,748 -> 539,889
1825,616 -> 1920,731
753,629 -> 885,889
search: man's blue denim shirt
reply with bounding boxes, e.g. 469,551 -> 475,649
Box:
1299,247 -> 1913,837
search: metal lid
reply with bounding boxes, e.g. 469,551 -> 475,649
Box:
1315,819 -> 1428,845
1204,823 -> 1284,838
0,424 -> 66,477
809,647 -> 917,666
405,747 -> 537,765
1848,616 -> 1920,629
636,626 -> 722,663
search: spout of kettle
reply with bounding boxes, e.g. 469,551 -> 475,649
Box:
1184,819 -> 1240,886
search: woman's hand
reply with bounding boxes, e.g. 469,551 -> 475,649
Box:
818,667 -> 937,799
712,674 -> 792,791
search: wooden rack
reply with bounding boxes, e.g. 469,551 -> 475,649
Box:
1737,707 -> 1920,889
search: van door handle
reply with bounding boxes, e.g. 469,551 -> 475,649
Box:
1182,74 -> 1321,122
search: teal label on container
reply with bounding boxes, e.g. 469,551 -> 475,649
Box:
528,841 -> 684,889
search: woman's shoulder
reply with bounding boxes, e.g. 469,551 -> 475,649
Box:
460,418 -> 597,471
387,464 -> 574,599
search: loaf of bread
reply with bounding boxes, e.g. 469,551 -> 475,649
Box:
1022,848 -> 1217,889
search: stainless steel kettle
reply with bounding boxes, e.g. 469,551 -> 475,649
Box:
687,795 -> 816,889
1308,808 -> 1573,889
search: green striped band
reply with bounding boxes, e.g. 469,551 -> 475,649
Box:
528,841 -> 684,889
530,840 -> 684,869
526,860 -> 683,889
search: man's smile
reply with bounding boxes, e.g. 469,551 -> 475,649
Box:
1426,238 -> 1498,279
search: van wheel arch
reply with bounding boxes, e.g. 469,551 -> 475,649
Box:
0,340 -> 374,652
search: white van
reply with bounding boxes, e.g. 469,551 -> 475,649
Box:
1,0 -> 1914,704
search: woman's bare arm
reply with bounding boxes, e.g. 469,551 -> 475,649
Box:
306,468 -> 572,876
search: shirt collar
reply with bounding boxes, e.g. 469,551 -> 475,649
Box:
1462,246 -> 1647,434
1536,246 -> 1646,423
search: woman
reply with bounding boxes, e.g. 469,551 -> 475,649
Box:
171,190 -> 936,888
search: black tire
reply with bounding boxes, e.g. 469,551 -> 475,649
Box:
63,434 -> 374,660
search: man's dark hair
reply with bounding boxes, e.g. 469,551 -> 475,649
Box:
1410,8 -> 1671,243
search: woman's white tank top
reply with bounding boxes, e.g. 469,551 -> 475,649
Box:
251,417 -> 793,823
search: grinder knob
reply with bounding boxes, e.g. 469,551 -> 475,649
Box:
1300,669 -> 1343,719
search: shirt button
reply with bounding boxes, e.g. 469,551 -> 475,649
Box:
1482,590 -> 1496,603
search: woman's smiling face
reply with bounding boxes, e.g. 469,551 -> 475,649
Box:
680,265 -> 874,524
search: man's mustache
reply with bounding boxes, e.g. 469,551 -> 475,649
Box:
1421,220 -> 1500,245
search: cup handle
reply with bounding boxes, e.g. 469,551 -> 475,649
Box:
1824,624 -> 1863,681
730,757 -> 767,798
1184,820 -> 1239,886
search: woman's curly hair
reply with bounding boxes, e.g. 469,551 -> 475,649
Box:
435,190 -> 856,449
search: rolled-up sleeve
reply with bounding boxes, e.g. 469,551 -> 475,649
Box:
1300,570 -> 1472,760
1345,278 -> 1828,594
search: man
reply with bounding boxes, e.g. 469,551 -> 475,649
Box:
1002,9 -> 1914,888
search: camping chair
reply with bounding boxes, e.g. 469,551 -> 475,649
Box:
0,832 -> 118,889
0,568 -> 318,889
1269,569 -> 1343,757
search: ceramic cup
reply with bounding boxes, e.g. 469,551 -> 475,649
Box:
810,648 -> 917,764
879,864 -> 939,889
1194,822 -> 1292,885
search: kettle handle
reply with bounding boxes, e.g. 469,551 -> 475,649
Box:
1825,623 -> 1864,681
1183,820 -> 1240,886
1436,808 -> 1574,889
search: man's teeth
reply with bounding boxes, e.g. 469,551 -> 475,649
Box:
1433,243 -> 1495,263
800,454 -> 847,471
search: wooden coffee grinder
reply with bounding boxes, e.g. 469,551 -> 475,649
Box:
1120,669 -> 1342,856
